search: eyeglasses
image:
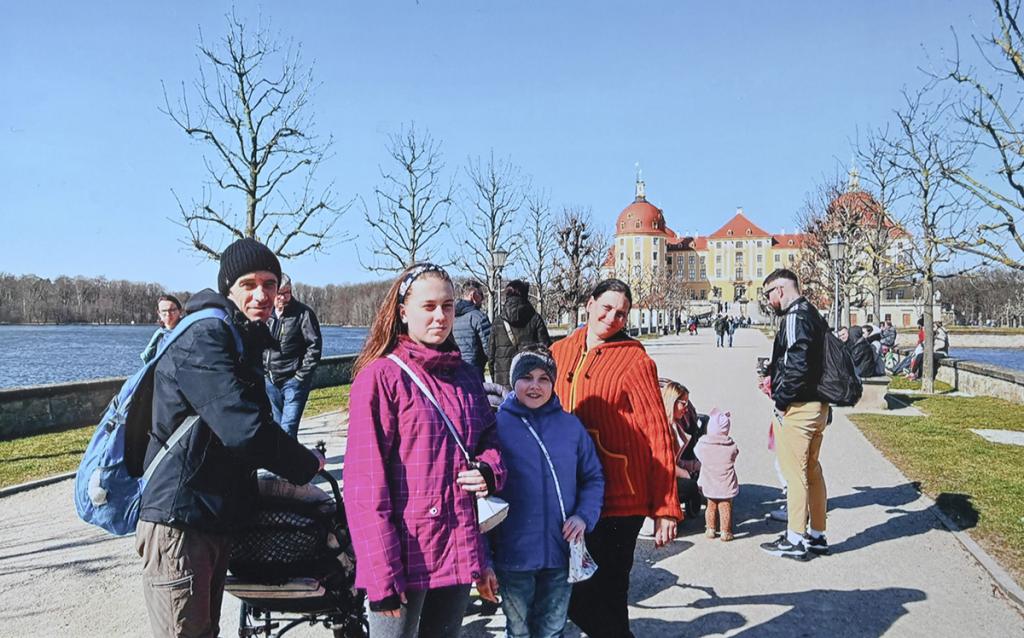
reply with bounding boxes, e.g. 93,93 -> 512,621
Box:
762,285 -> 783,300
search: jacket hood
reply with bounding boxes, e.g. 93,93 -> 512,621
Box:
707,408 -> 732,437
455,299 -> 477,317
185,288 -> 237,315
499,389 -> 565,418
849,326 -> 864,342
502,295 -> 536,326
394,335 -> 464,372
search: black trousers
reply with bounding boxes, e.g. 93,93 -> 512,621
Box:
568,515 -> 645,638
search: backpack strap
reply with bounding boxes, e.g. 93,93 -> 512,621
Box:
153,307 -> 244,363
142,415 -> 199,484
503,320 -> 519,350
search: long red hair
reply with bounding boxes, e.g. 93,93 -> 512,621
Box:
354,266 -> 454,375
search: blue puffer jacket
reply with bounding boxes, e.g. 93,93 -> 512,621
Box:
453,299 -> 492,371
491,392 -> 604,571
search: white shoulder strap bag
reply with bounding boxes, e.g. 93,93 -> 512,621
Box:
387,354 -> 509,533
518,415 -> 598,583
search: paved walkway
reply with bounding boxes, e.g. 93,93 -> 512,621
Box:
1,329 -> 1022,636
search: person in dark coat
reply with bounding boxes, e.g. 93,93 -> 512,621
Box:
847,326 -> 877,378
453,280 -> 493,380
490,280 -> 551,387
264,273 -> 323,438
137,239 -> 325,638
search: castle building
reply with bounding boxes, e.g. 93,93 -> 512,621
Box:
604,174 -> 806,324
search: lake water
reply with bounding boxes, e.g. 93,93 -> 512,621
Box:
0,325 -> 368,389
948,348 -> 1024,373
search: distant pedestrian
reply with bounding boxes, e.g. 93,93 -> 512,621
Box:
345,262 -> 506,637
689,317 -> 698,335
489,346 -> 605,638
264,274 -> 323,438
760,268 -> 831,561
714,315 -> 727,347
453,280 -> 493,381
139,295 -> 183,363
674,314 -> 682,336
836,326 -> 849,343
136,239 -> 325,638
695,409 -> 739,542
726,315 -> 738,347
935,321 -> 949,355
491,280 -> 551,387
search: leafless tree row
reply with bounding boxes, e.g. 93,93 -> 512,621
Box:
0,274 -> 189,325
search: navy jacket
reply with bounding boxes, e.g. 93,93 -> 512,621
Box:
453,299 -> 492,372
491,392 -> 604,571
140,289 -> 319,533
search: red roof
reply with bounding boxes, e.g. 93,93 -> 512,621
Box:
709,212 -> 772,239
667,235 -> 707,250
772,234 -> 806,248
615,197 -> 669,237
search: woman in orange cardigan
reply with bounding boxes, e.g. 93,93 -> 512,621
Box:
551,278 -> 681,638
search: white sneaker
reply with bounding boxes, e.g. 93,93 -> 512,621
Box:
768,506 -> 788,522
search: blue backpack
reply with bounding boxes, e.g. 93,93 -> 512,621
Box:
74,308 -> 243,536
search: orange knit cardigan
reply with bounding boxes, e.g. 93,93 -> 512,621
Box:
551,328 -> 682,520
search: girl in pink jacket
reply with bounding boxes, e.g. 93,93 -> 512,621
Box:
695,409 -> 739,541
344,263 -> 506,638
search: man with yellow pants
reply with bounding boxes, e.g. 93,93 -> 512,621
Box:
759,269 -> 831,561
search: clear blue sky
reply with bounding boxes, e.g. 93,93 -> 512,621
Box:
1,1 -> 989,291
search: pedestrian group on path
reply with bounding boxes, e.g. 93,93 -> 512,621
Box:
100,236 -> 842,638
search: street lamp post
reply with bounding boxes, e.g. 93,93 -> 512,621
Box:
491,248 -> 508,321
826,234 -> 847,330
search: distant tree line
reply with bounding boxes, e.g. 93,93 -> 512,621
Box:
0,272 -> 393,327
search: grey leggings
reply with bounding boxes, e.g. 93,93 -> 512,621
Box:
366,585 -> 471,638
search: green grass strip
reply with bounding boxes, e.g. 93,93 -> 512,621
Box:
0,384 -> 351,490
849,394 -> 1024,584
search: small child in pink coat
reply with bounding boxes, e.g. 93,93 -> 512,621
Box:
695,409 -> 740,541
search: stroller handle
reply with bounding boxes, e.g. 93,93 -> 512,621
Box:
319,468 -> 342,506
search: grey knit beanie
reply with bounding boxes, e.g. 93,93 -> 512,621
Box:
218,238 -> 282,295
510,348 -> 557,385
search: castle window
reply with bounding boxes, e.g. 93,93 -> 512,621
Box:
774,254 -> 781,263
757,254 -> 763,263
635,221 -> 642,229
746,229 -> 752,235
727,230 -> 733,236
652,252 -> 658,262
634,251 -> 640,260
666,256 -> 672,264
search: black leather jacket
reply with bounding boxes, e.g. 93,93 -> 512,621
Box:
490,295 -> 551,386
264,298 -> 323,385
769,296 -> 828,412
140,290 -> 319,533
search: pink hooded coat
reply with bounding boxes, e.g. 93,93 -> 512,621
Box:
695,409 -> 739,499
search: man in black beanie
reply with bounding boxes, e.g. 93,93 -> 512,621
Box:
136,237 -> 325,638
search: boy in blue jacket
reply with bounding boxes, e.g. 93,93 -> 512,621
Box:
488,345 -> 605,638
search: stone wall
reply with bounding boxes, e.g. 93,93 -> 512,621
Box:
0,354 -> 359,440
936,358 -> 1024,404
895,331 -> 1024,349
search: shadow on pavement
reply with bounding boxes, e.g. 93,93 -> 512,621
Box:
827,485 -> 977,555
686,584 -> 927,636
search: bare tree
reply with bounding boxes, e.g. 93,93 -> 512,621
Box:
552,207 -> 606,323
883,88 -> 974,392
520,190 -> 558,320
361,123 -> 455,272
163,12 -> 347,260
936,0 -> 1024,272
459,151 -> 527,319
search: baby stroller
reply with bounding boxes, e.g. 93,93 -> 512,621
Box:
226,454 -> 367,638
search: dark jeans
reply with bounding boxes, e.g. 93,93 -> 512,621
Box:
568,516 -> 644,638
366,585 -> 471,638
677,476 -> 702,519
496,567 -> 571,638
265,376 -> 311,438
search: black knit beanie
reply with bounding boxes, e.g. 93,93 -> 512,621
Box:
218,238 -> 282,295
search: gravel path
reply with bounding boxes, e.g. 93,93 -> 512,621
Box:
1,330 -> 1021,636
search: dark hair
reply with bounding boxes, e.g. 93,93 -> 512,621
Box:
461,280 -> 483,295
354,263 -> 454,375
157,294 -> 182,310
505,279 -> 530,298
590,278 -> 632,308
763,268 -> 800,291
